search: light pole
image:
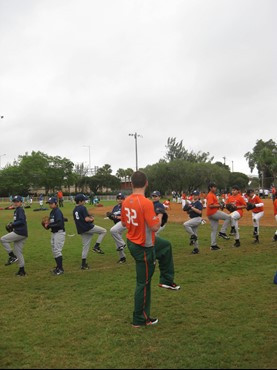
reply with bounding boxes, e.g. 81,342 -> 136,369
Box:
82,145 -> 91,173
0,153 -> 6,169
129,132 -> 143,171
231,160 -> 234,172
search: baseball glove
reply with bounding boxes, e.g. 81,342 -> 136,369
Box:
246,202 -> 256,211
41,216 -> 50,229
106,211 -> 116,221
183,201 -> 192,212
155,207 -> 166,215
226,203 -> 237,213
5,222 -> 13,233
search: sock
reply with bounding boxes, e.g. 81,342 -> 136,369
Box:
55,257 -> 58,268
56,256 -> 63,270
82,258 -> 86,266
19,266 -> 25,273
94,243 -> 100,249
254,227 -> 258,234
9,252 -> 16,258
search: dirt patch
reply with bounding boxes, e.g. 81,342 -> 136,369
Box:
90,199 -> 277,227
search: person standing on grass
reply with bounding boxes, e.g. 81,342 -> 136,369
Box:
0,196 -> 28,276
121,171 -> 180,328
44,197 -> 66,275
273,197 -> 277,242
73,194 -> 107,270
206,182 -> 231,251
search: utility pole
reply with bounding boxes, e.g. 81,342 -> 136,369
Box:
82,145 -> 91,174
0,153 -> 6,169
129,132 -> 143,171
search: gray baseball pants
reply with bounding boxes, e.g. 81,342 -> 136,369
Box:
183,217 -> 202,248
252,211 -> 264,235
110,222 -> 126,259
51,230 -> 66,258
1,232 -> 27,268
230,211 -> 241,240
208,211 -> 231,246
81,225 -> 107,259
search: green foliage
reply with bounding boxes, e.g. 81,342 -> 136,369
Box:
228,172 -> 249,191
245,139 -> 277,187
164,137 -> 213,163
86,164 -> 121,194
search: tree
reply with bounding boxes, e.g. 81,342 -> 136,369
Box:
245,139 -> 277,187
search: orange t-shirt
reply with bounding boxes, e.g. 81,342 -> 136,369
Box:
226,194 -> 246,217
247,195 -> 264,213
273,199 -> 277,216
57,191 -> 63,199
206,192 -> 220,216
121,194 -> 160,247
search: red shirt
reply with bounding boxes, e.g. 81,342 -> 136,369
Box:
121,194 -> 160,247
247,195 -> 264,213
206,192 -> 219,216
226,194 -> 246,217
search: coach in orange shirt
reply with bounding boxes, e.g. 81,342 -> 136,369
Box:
121,171 -> 179,328
206,182 -> 231,250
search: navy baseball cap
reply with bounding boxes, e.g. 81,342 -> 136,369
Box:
75,194 -> 88,203
192,191 -> 200,196
151,191 -> 161,197
46,197 -> 58,204
12,195 -> 23,202
116,193 -> 125,199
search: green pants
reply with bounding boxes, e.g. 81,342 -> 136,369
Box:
155,236 -> 175,285
127,241 -> 156,325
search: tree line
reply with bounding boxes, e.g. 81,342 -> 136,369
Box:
0,138 -> 276,196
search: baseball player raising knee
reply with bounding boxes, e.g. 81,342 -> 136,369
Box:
1,196 -> 28,276
151,191 -> 168,235
183,190 -> 203,254
73,194 -> 107,270
225,185 -> 247,248
206,183 -> 231,250
108,193 -> 127,264
246,189 -> 264,244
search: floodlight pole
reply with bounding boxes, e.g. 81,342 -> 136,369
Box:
129,132 -> 143,171
82,145 -> 91,173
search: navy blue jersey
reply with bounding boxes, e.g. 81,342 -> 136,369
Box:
12,207 -> 28,237
48,208 -> 65,233
153,201 -> 165,213
111,204 -> 122,224
188,200 -> 203,218
73,205 -> 94,234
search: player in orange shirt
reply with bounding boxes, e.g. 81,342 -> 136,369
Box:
246,189 -> 264,244
273,197 -> 277,241
226,185 -> 247,247
206,183 -> 231,250
121,171 -> 180,328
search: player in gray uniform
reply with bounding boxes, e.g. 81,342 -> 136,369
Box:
73,194 -> 107,270
45,197 -> 66,275
108,193 -> 127,264
183,191 -> 203,254
0,195 -> 28,276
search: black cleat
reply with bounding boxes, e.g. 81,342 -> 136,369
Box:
16,270 -> 26,277
218,232 -> 230,240
210,245 -> 221,251
234,240 -> 241,247
53,268 -> 64,275
5,256 -> 18,266
272,235 -> 277,242
191,248 -> 199,254
117,257 -> 126,264
93,247 -> 105,254
81,263 -> 90,270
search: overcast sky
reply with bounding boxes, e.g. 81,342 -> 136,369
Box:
0,0 -> 276,175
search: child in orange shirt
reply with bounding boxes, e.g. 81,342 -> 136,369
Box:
273,197 -> 277,242
246,189 -> 264,244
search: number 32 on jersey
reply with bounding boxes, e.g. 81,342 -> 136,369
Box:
124,208 -> 138,226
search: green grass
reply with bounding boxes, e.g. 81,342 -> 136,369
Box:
0,203 -> 277,369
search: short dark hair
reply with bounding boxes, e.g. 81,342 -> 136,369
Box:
131,171 -> 148,188
208,182 -> 217,190
232,185 -> 240,191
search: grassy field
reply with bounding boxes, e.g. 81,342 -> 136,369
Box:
0,202 -> 276,369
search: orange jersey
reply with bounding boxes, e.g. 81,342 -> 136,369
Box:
57,191 -> 63,199
226,194 -> 246,217
247,195 -> 264,213
273,199 -> 277,216
163,200 -> 170,207
206,192 -> 219,216
121,194 -> 160,247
